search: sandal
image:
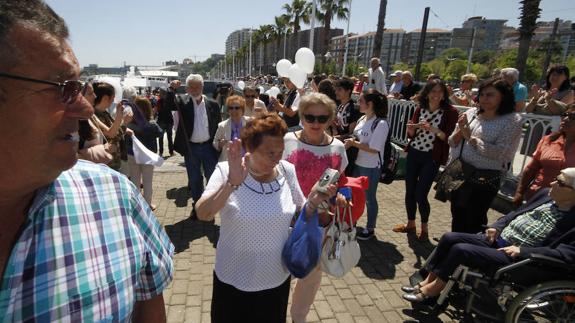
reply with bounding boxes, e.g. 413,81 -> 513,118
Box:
401,282 -> 422,293
393,224 -> 416,233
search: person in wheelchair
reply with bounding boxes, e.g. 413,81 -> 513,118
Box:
402,167 -> 575,304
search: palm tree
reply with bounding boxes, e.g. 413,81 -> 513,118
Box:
372,0 -> 388,59
316,0 -> 349,58
516,0 -> 541,82
274,14 -> 292,60
282,0 -> 312,33
253,24 -> 274,74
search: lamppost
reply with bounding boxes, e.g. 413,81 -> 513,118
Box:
232,47 -> 236,80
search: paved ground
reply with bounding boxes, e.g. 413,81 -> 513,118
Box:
151,154 -> 502,323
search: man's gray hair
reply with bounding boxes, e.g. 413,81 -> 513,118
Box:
403,70 -> 413,78
122,86 -> 137,101
185,74 -> 204,86
501,68 -> 520,82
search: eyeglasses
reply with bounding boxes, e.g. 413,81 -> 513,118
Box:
561,112 -> 575,121
0,72 -> 86,104
556,177 -> 573,189
244,95 -> 257,99
228,105 -> 242,111
303,114 -> 330,124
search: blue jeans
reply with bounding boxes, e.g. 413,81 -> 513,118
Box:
404,148 -> 439,223
184,142 -> 219,202
353,165 -> 381,230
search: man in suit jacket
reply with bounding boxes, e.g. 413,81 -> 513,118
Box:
172,74 -> 221,209
402,167 -> 575,303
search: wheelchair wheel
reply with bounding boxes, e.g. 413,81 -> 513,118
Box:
505,280 -> 575,323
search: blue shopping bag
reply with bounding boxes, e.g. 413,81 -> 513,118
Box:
282,207 -> 323,278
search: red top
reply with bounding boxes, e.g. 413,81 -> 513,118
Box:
525,134 -> 575,200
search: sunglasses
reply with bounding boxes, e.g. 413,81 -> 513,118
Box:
303,114 -> 330,124
561,112 -> 575,121
556,177 -> 573,189
0,72 -> 86,104
228,105 -> 242,111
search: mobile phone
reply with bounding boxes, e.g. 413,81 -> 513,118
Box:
315,168 -> 340,193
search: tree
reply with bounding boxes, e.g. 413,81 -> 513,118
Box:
391,62 -> 410,72
425,59 -> 446,76
439,48 -> 467,61
372,0 -> 388,59
253,25 -> 274,74
273,14 -> 292,60
516,0 -> 541,82
472,50 -> 496,65
282,0 -> 312,33
316,0 -> 349,59
443,60 -> 468,82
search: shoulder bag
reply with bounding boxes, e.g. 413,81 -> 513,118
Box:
320,202 -> 361,277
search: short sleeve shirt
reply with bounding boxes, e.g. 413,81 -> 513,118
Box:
353,116 -> 389,168
336,100 -> 361,135
513,82 -> 528,103
283,132 -> 348,196
0,161 -> 174,322
205,160 -> 305,292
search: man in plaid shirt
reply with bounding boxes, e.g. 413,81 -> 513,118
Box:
401,167 -> 575,304
0,1 -> 174,321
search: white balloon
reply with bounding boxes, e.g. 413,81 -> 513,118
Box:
237,80 -> 245,90
269,86 -> 281,98
276,59 -> 292,77
288,64 -> 308,89
295,47 -> 315,74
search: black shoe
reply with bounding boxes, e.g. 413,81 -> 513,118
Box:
402,292 -> 438,305
401,284 -> 421,293
356,228 -> 374,240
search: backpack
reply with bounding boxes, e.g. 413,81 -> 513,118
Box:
373,118 -> 399,184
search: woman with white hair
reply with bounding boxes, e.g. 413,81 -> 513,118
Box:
500,67 -> 528,112
449,73 -> 477,107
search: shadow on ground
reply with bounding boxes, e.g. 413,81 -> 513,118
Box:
164,217 -> 220,253
357,238 -> 404,279
407,232 -> 435,270
166,186 -> 190,207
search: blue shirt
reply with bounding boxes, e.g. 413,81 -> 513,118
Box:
514,82 -> 528,104
0,160 -> 174,322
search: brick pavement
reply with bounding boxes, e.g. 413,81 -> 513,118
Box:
152,155 -> 501,323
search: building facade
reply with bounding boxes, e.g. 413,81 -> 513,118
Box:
225,28 -> 252,57
329,29 -> 405,74
401,29 -> 452,64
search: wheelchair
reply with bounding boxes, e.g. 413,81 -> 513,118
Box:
428,253 -> 575,322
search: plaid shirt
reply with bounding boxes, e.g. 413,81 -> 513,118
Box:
0,161 -> 174,322
501,202 -> 565,247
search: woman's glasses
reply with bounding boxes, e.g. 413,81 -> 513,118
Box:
0,72 -> 86,104
228,105 -> 242,111
303,114 -> 330,124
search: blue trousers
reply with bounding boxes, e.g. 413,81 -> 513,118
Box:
353,165 -> 381,230
184,142 -> 219,202
426,232 -> 513,281
404,148 -> 439,223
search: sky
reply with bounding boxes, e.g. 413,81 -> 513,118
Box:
45,0 -> 575,67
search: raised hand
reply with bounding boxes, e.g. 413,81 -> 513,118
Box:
227,139 -> 248,186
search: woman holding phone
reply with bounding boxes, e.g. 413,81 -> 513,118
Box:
393,79 -> 458,240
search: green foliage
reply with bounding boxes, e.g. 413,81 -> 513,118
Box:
566,56 -> 575,76
472,50 -> 495,65
443,60 -> 468,82
439,48 -> 467,61
424,59 -> 446,76
471,63 -> 490,79
391,62 -> 410,72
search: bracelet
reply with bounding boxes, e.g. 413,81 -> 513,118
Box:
306,200 -> 318,212
226,181 -> 241,190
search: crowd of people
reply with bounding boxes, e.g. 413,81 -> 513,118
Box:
2,1 -> 575,322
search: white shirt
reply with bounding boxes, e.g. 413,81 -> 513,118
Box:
368,66 -> 388,95
353,116 -> 389,168
244,99 -> 266,117
389,81 -> 403,94
190,95 -> 211,143
204,160 -> 305,292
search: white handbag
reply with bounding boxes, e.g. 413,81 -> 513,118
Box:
320,205 -> 361,277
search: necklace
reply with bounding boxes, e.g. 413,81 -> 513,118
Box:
248,163 -> 277,182
299,130 -> 328,146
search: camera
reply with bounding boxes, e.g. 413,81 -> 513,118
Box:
315,168 -> 340,194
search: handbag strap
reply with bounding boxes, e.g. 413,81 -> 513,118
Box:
457,115 -> 476,158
